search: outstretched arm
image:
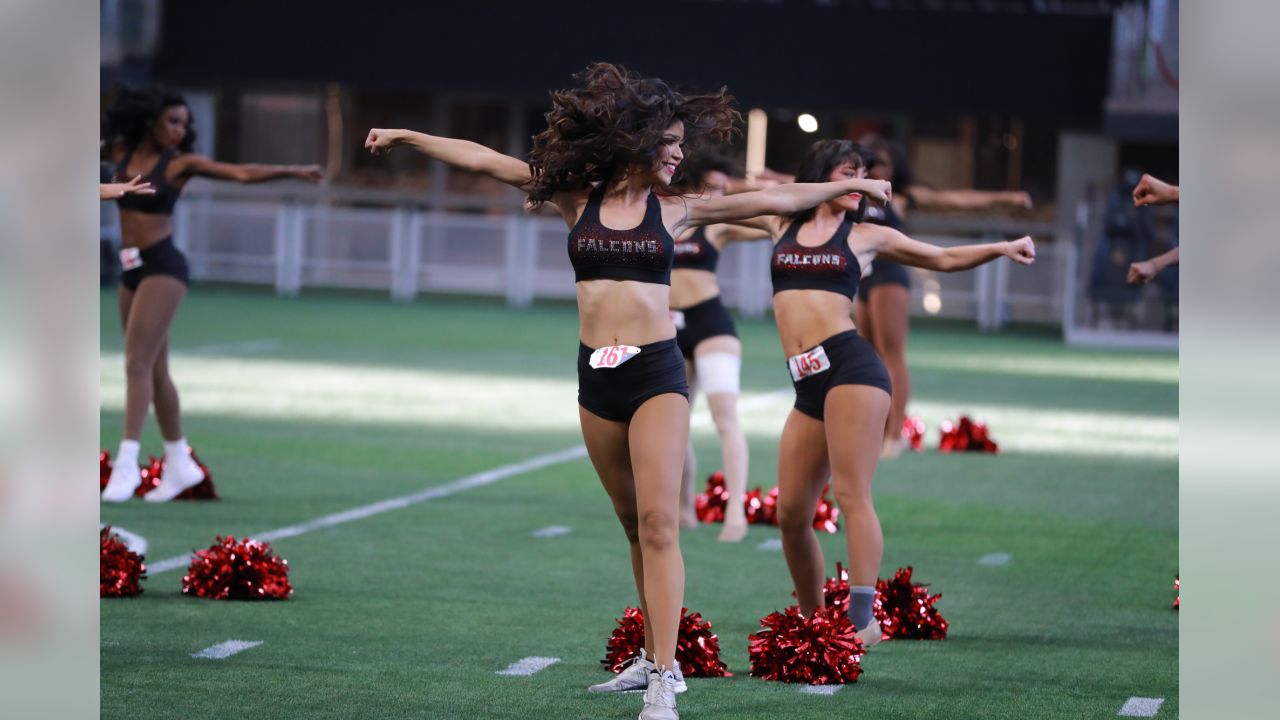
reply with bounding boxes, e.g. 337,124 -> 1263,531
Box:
1128,247 -> 1179,284
365,128 -> 533,189
679,178 -> 891,232
1132,173 -> 1179,206
100,175 -> 155,200
175,155 -> 324,184
870,225 -> 1035,271
906,186 -> 1032,210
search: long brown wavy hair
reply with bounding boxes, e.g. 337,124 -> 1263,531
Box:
526,63 -> 741,207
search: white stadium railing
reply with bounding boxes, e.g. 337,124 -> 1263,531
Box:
106,184 -> 1069,331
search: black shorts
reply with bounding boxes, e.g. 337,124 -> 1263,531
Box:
789,330 -> 892,421
120,238 -> 190,291
674,295 -> 738,359
578,338 -> 690,422
860,259 -> 911,294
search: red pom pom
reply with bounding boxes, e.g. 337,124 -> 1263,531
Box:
1172,574 -> 1180,611
601,607 -> 730,677
874,566 -> 948,640
902,416 -> 926,451
822,562 -> 851,613
938,415 -> 998,454
134,449 -> 219,500
100,526 -> 146,598
99,450 -> 112,491
748,606 -> 864,684
603,607 -> 647,672
693,472 -> 727,523
181,536 -> 292,600
812,484 -> 840,533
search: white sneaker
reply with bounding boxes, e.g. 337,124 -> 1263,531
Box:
143,453 -> 205,503
856,618 -> 883,649
638,669 -> 679,720
590,650 -> 654,693
101,458 -> 141,503
590,650 -> 687,694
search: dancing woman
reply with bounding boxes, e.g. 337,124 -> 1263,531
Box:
100,86 -> 322,502
671,153 -> 771,542
733,139 -> 1032,645
365,64 -> 889,719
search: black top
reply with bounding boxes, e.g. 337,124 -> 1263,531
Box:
113,147 -> 182,215
770,215 -> 861,299
567,183 -> 675,285
672,226 -> 719,273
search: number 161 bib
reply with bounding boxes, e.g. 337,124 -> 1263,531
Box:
589,345 -> 642,369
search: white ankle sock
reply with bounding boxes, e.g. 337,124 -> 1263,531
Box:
163,437 -> 190,460
117,439 -> 140,465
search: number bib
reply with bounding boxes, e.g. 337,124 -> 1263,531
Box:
119,247 -> 143,271
589,345 -> 642,370
788,345 -> 831,382
670,310 -> 686,331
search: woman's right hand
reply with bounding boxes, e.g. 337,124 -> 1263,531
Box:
364,128 -> 400,156
856,178 -> 893,206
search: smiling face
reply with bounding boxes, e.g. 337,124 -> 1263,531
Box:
149,104 -> 190,150
828,161 -> 867,213
653,120 -> 686,185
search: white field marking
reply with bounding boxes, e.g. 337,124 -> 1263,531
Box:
496,656 -> 560,676
147,445 -> 588,574
756,537 -> 784,551
1118,697 -> 1164,717
101,524 -> 148,556
799,684 -> 843,695
191,640 -> 263,660
977,552 -> 1012,566
145,392 -> 792,575
531,525 -> 572,538
180,339 -> 283,356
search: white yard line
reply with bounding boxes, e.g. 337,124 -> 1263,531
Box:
496,656 -> 560,676
144,391 -> 791,575
1118,697 -> 1164,717
190,640 -> 264,660
977,552 -> 1012,566
531,525 -> 573,538
799,684 -> 843,695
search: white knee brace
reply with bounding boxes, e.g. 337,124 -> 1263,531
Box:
694,352 -> 741,396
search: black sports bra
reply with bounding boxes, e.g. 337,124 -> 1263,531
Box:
672,226 -> 719,273
114,147 -> 182,215
567,183 -> 675,285
770,215 -> 861,299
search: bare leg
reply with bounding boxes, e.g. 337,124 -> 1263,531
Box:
775,409 -> 831,616
151,337 -> 184,441
867,284 -> 911,457
580,406 -> 653,658
693,335 -> 749,542
628,393 -> 690,669
120,277 -> 186,440
678,358 -> 699,529
823,385 -> 891,588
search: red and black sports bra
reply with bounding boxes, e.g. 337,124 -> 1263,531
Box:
770,214 -> 861,299
672,226 -> 719,273
567,183 -> 675,285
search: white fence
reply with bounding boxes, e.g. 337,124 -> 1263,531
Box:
110,190 -> 1068,330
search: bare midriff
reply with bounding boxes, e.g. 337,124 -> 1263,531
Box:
669,268 -> 720,310
118,211 -> 175,250
772,289 -> 856,357
576,279 -> 676,348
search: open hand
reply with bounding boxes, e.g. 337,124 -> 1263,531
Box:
100,175 -> 155,200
